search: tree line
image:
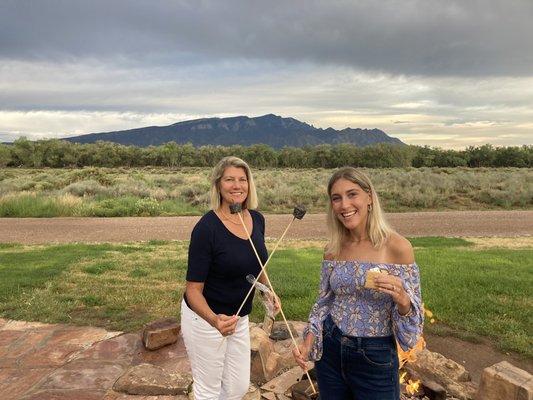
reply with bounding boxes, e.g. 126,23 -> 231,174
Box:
0,138 -> 531,168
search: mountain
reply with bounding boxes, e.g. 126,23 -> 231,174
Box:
64,114 -> 404,148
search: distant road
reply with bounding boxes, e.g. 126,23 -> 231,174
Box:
0,211 -> 531,244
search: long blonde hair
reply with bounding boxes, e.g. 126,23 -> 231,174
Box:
209,156 -> 258,210
326,167 -> 393,257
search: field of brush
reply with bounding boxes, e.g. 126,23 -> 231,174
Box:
0,167 -> 531,217
0,237 -> 531,357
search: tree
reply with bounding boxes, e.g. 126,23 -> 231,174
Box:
0,144 -> 12,167
10,137 -> 34,167
466,144 -> 495,167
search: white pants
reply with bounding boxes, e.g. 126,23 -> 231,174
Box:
181,299 -> 250,400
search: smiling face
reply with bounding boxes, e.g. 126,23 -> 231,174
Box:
330,178 -> 372,231
218,166 -> 249,207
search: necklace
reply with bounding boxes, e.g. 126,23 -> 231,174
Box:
218,209 -> 242,225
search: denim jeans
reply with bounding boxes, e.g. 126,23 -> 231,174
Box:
315,315 -> 400,400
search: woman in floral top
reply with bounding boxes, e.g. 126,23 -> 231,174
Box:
293,167 -> 424,400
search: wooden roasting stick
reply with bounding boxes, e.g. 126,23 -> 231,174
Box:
230,204 -> 316,394
232,205 -> 307,318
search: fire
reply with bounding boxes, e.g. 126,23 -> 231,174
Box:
397,336 -> 426,368
396,304 -> 435,367
400,371 -> 421,394
396,305 -> 437,397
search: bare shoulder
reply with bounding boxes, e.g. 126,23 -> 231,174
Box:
386,232 -> 414,264
323,245 -> 335,261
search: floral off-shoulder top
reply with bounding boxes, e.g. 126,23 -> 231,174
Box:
303,260 -> 424,361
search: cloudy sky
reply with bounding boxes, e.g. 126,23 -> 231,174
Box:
1,0 -> 532,148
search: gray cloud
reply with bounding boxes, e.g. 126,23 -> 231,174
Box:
1,0 -> 532,76
1,0 -> 532,148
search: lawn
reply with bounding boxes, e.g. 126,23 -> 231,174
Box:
0,237 -> 531,357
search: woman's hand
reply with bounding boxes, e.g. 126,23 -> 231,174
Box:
292,342 -> 311,371
374,274 -> 411,314
214,314 -> 239,336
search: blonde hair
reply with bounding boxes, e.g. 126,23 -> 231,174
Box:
209,156 -> 258,210
326,167 -> 393,258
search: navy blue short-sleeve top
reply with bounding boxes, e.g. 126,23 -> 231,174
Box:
185,209 -> 268,317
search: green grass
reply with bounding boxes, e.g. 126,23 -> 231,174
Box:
409,237 -> 474,248
0,242 -> 184,331
417,247 -> 533,355
0,237 -> 531,357
1,167 -> 531,217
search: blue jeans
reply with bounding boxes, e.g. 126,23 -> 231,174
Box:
315,316 -> 400,400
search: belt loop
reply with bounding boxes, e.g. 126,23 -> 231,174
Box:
357,337 -> 362,350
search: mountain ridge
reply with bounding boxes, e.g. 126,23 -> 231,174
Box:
63,113 -> 404,148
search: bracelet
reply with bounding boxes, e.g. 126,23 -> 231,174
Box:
398,304 -> 413,317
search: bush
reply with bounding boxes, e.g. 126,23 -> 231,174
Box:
134,198 -> 161,216
63,180 -> 110,197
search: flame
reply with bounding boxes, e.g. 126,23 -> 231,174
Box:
396,304 -> 436,396
405,378 -> 421,395
397,336 -> 426,368
400,371 -> 421,396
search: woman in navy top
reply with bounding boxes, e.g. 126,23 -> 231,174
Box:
293,167 -> 424,400
181,156 -> 273,400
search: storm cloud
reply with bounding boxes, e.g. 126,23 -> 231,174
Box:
2,0 -> 532,76
0,0 -> 532,147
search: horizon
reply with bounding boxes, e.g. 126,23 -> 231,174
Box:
1,1 -> 532,149
1,113 -> 531,150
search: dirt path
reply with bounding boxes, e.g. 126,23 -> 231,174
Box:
424,333 -> 532,383
1,210 -> 532,244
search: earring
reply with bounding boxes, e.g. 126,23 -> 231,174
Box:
368,204 -> 373,212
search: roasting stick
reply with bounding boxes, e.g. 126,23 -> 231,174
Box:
216,205 -> 304,348
233,205 -> 306,318
230,204 -> 316,394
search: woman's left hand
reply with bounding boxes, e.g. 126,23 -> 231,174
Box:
374,274 -> 411,312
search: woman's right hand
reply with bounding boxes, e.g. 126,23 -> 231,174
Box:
292,342 -> 311,371
214,314 -> 239,336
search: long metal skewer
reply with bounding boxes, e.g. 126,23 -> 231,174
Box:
230,206 -> 316,394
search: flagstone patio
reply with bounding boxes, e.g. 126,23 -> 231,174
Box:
0,318 -> 190,400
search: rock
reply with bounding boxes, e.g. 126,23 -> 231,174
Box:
142,318 -> 180,351
476,361 -> 533,400
290,321 -> 308,337
250,326 -> 279,385
270,322 -> 298,341
113,363 -> 192,395
262,315 -> 274,336
421,377 -> 447,400
291,379 -> 319,399
405,349 -> 477,400
273,338 -> 300,371
261,366 -> 304,395
243,383 -> 261,400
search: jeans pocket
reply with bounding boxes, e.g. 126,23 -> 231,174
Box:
361,347 -> 393,367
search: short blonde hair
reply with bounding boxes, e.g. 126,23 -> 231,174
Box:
209,156 -> 258,210
326,167 -> 393,257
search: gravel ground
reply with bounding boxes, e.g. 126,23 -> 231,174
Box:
1,210 -> 531,244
